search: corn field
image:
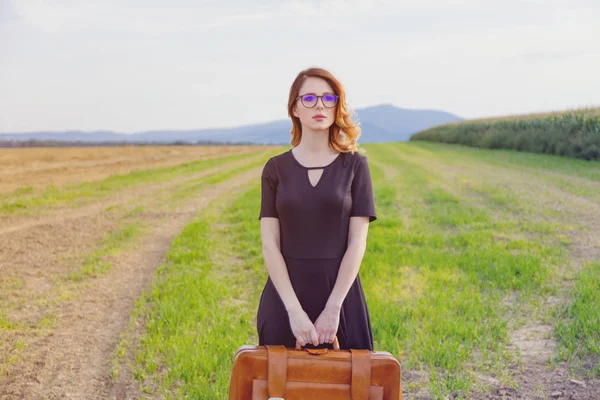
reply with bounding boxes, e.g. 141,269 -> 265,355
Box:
410,107 -> 600,161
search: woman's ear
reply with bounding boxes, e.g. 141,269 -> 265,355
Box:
292,105 -> 299,118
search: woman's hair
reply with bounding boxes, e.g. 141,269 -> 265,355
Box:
287,67 -> 363,154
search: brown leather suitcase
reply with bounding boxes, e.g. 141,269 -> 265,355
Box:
229,338 -> 402,399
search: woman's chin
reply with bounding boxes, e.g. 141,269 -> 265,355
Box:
306,121 -> 333,131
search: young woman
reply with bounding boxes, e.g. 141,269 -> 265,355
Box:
256,67 -> 377,350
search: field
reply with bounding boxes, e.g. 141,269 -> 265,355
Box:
410,107 -> 600,161
0,143 -> 599,399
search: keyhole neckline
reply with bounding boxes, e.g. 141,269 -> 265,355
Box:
288,149 -> 343,170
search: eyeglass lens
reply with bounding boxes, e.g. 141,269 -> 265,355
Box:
300,94 -> 338,108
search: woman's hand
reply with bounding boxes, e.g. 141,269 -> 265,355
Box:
314,305 -> 340,345
287,306 -> 319,347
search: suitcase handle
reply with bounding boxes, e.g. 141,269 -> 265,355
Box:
295,335 -> 340,352
266,343 -> 372,400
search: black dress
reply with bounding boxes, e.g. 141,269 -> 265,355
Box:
256,148 -> 377,350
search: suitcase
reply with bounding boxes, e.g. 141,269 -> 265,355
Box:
229,337 -> 402,399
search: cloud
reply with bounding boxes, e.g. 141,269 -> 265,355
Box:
511,50 -> 600,62
10,0 -> 600,34
10,1 -> 286,33
0,0 -> 21,22
204,11 -> 287,28
11,1 -> 70,31
282,0 -> 493,16
283,0 -> 376,16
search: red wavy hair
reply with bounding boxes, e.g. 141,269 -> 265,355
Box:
287,67 -> 363,154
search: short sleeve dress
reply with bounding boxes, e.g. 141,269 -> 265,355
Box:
256,148 -> 377,350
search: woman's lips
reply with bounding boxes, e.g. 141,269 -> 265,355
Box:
313,114 -> 326,120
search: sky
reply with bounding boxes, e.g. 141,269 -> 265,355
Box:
1,0 -> 599,133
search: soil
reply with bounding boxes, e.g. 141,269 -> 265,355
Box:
0,146 -> 269,399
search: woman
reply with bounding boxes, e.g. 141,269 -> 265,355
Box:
256,67 -> 377,351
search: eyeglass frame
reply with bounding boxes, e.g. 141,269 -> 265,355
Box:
295,93 -> 339,108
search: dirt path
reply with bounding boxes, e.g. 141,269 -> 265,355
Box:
0,153 -> 266,338
0,155 -> 265,399
1,166 -> 263,399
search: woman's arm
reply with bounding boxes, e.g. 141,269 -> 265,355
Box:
314,216 -> 370,344
326,215 -> 370,310
327,156 -> 376,308
260,217 -> 319,346
260,217 -> 302,312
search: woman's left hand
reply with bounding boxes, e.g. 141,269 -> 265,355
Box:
314,305 -> 341,344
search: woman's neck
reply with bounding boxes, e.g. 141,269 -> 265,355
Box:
297,127 -> 334,155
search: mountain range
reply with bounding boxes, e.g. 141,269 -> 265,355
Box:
0,104 -> 462,144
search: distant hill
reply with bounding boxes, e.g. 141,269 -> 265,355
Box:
0,104 -> 462,145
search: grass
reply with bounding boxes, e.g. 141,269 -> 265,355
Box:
124,142 -> 594,399
164,154 -> 269,204
65,220 -> 145,281
0,151 -> 258,216
97,152 -> 277,386
362,144 -> 565,397
4,142 -> 595,398
130,176 -> 262,398
410,141 -> 600,203
555,261 -> 600,378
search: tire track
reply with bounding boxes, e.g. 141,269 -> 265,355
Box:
0,163 -> 265,399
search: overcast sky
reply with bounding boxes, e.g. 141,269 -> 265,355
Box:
1,0 -> 599,133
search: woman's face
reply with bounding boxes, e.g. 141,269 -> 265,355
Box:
292,77 -> 337,132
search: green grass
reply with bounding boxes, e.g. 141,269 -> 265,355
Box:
130,178 -> 263,398
0,151 -> 258,216
404,141 -> 600,203
363,144 -> 564,397
0,311 -> 19,331
116,143 -> 598,399
555,261 -> 600,377
65,220 -> 145,282
165,155 -> 269,204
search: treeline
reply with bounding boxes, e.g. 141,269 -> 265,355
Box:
409,108 -> 600,161
0,139 -> 261,148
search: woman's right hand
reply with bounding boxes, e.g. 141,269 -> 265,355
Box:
287,306 -> 319,347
